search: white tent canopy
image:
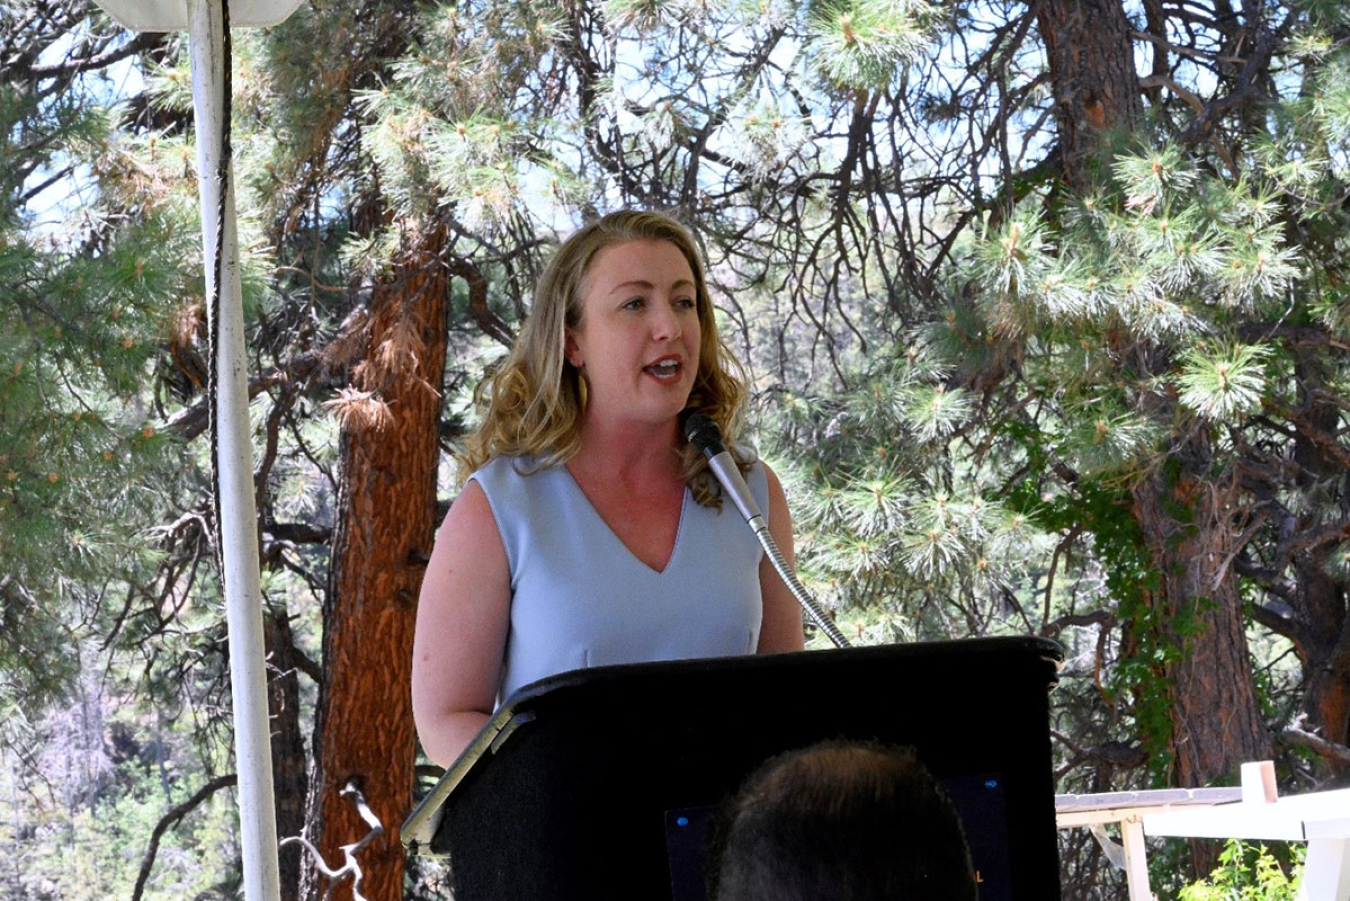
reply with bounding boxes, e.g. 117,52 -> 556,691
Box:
97,0 -> 301,31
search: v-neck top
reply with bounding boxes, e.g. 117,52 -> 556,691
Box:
470,454 -> 769,703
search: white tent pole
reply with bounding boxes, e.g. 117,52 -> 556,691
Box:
187,2 -> 280,900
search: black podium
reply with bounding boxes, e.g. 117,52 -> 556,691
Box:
403,637 -> 1063,900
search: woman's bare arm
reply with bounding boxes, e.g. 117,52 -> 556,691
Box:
411,480 -> 512,767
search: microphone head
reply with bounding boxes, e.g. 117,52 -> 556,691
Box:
683,412 -> 728,458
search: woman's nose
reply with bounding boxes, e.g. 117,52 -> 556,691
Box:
651,301 -> 682,340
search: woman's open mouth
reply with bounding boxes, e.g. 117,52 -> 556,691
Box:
643,358 -> 682,381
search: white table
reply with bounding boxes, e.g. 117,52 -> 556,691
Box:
1144,764 -> 1350,901
1055,762 -> 1347,901
1056,787 -> 1242,901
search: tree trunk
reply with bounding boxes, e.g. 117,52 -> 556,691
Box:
1132,442 -> 1271,875
1293,553 -> 1350,781
1032,0 -> 1271,785
265,606 -> 309,901
1034,0 -> 1272,789
302,225 -> 450,901
1035,0 -> 1143,191
1288,360 -> 1350,781
1132,443 -> 1270,785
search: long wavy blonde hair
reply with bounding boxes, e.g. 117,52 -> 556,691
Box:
457,210 -> 752,507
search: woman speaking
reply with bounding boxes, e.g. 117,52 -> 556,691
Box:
411,210 -> 804,767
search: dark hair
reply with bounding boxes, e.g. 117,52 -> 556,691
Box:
707,742 -> 978,901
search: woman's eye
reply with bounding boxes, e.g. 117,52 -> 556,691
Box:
623,298 -> 644,310
675,297 -> 696,309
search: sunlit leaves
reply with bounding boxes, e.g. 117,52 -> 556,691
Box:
1323,541 -> 1350,581
972,214 -> 1056,334
1055,405 -> 1159,475
962,145 -> 1302,434
1214,238 -> 1301,310
899,492 -> 992,580
985,507 -> 1054,563
807,0 -> 933,91
1176,343 -> 1271,422
1120,289 -> 1204,343
604,0 -> 680,32
982,215 -> 1052,294
902,383 -> 974,442
839,471 -> 911,535
1112,145 -> 1196,215
639,100 -> 681,153
428,116 -> 524,229
1292,0 -> 1350,29
723,99 -> 812,180
1304,53 -> 1350,169
354,88 -> 442,217
899,523 -> 965,579
769,353 -> 1053,621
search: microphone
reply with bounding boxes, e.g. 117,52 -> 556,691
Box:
683,414 -> 851,649
684,413 -> 770,536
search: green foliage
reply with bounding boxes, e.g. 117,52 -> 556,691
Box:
807,0 -> 934,91
0,673 -> 240,901
0,47 -> 204,715
1178,840 -> 1304,901
765,349 -> 1056,639
971,146 -> 1303,354
1176,343 -> 1271,422
1009,473 -> 1178,775
9,2 -> 1350,900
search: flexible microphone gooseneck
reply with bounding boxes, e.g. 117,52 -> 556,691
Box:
684,414 -> 851,649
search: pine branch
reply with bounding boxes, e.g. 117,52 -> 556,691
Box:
1248,598 -> 1300,643
165,352 -> 323,440
1042,523 -> 1084,631
1176,4 -> 1282,148
1278,405 -> 1350,474
1041,609 -> 1114,636
26,30 -> 165,81
445,257 -> 514,349
1281,714 -> 1350,766
18,164 -> 74,206
288,645 -> 323,686
132,774 -> 238,901
265,522 -> 333,545
1237,322 -> 1350,352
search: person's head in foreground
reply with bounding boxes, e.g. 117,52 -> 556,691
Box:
708,742 -> 978,901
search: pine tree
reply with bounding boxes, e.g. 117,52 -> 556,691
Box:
941,2 -> 1350,792
13,1 -> 1350,898
0,2 -> 201,734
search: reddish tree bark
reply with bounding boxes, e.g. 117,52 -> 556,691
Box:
1294,551 -> 1350,780
1131,442 -> 1271,874
1035,0 -> 1144,191
1283,362 -> 1350,780
1131,454 -> 1271,789
302,225 -> 449,901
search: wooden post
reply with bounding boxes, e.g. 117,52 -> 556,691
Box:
1120,818 -> 1154,901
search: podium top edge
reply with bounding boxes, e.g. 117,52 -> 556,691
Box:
508,635 -> 1064,707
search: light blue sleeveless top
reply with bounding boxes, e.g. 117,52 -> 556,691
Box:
470,456 -> 769,702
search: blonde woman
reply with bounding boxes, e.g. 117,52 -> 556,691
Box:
412,211 -> 804,767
